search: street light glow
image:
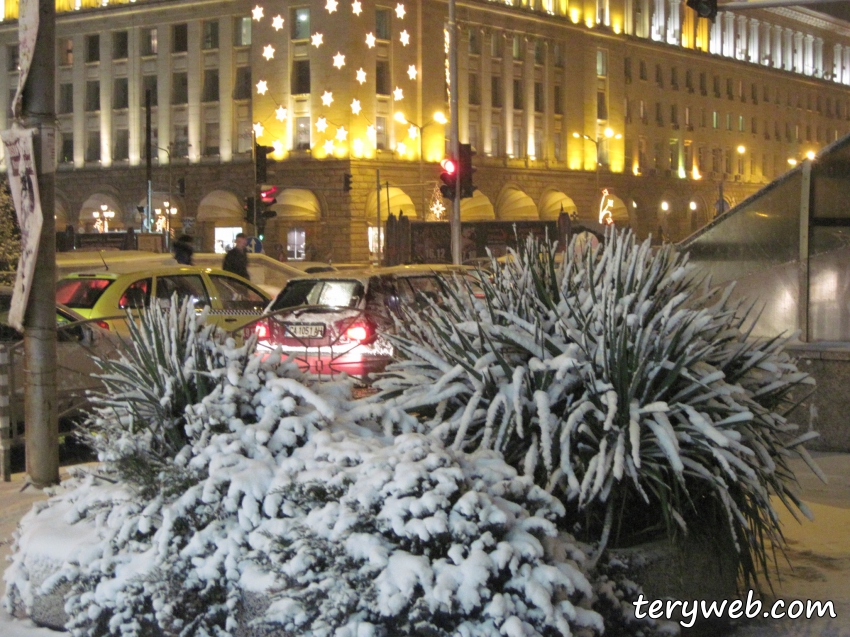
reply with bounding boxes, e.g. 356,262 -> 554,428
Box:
689,201 -> 697,211
661,201 -> 669,211
433,112 -> 447,124
394,112 -> 407,124
806,150 -> 816,160
737,145 -> 746,154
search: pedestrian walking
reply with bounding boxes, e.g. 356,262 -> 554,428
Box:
172,234 -> 194,265
222,232 -> 250,280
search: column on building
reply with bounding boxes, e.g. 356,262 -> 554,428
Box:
128,27 -> 141,165
524,36 -> 535,160
748,18 -> 759,64
157,25 -> 173,165
760,21 -> 771,66
99,32 -> 113,167
665,0 -> 679,45
458,27 -> 470,148
545,39 -> 556,162
794,31 -> 804,74
503,34 -> 514,157
634,0 -> 650,39
481,29 -> 493,157
843,46 -> 850,84
804,34 -> 814,76
219,17 -> 234,161
723,12 -> 735,58
651,0 -> 664,42
783,28 -> 793,71
814,37 -> 823,78
187,21 -> 202,163
709,14 -> 722,55
73,34 -> 86,168
773,24 -> 784,69
735,15 -> 747,61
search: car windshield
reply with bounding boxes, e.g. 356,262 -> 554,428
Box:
271,279 -> 365,311
56,278 -> 113,309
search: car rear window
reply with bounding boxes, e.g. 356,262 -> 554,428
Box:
56,278 -> 113,309
271,279 -> 364,311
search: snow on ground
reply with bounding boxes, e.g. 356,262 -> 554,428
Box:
0,611 -> 62,636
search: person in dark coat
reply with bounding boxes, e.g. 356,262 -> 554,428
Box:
222,232 -> 250,280
172,234 -> 194,265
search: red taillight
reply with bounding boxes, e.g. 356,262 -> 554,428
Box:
254,321 -> 270,340
96,320 -> 110,330
345,324 -> 370,343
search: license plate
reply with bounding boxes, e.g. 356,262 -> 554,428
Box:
284,323 -> 325,338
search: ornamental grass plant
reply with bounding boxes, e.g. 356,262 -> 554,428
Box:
375,229 -> 823,587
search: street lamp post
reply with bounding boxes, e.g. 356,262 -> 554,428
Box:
394,111 -> 447,218
573,127 -> 621,204
155,145 -> 174,247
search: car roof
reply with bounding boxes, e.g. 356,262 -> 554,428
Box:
60,266 -> 254,281
281,264 -> 473,285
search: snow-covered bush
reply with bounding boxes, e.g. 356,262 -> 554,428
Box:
5,298 -> 609,637
376,229 -> 822,585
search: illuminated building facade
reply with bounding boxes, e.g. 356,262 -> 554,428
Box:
2,0 -> 850,260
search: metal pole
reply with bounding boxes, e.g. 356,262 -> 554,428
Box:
145,90 -> 152,232
449,0 -> 461,265
22,0 -> 58,487
0,345 -> 11,482
376,169 -> 382,263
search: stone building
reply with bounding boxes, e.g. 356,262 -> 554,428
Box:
2,0 -> 850,261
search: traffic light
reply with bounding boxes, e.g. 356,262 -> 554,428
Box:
458,143 -> 476,199
244,196 -> 256,222
439,157 -> 457,200
177,177 -> 186,196
343,172 -> 353,192
255,143 -> 273,183
686,0 -> 717,21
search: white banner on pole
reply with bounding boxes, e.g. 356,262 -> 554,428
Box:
11,0 -> 39,118
1,126 -> 43,330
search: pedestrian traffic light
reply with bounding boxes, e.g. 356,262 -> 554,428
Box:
686,0 -> 717,21
458,143 -> 476,199
255,143 -> 273,183
343,172 -> 353,192
439,157 -> 457,200
244,196 -> 255,221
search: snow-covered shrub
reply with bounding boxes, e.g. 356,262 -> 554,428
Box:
376,229 -> 822,586
5,296 -> 608,637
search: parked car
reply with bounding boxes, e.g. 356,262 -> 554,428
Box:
56,266 -> 271,335
0,288 -> 121,440
247,265 -> 481,378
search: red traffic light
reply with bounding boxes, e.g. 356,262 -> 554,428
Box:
440,158 -> 456,174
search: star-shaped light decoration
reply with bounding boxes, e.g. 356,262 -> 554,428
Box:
400,30 -> 410,46
325,0 -> 338,12
311,32 -> 324,47
256,80 -> 268,95
356,68 -> 367,84
393,87 -> 404,100
333,52 -> 346,69
316,117 -> 329,132
323,139 -> 335,154
275,106 -> 288,121
252,5 -> 264,20
408,125 -> 418,139
352,0 -> 362,14
272,140 -> 284,154
407,65 -> 417,80
350,99 -> 362,115
272,15 -> 284,30
263,45 -> 275,60
253,122 -> 264,137
321,91 -> 334,106
397,141 -> 407,155
336,126 -> 348,141
366,125 -> 377,141
395,3 -> 405,18
353,138 -> 364,156
365,32 -> 376,48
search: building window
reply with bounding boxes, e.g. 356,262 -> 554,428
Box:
726,113 -> 732,131
469,124 -> 479,152
172,73 -> 188,104
85,35 -> 99,63
294,116 -> 310,150
699,72 -> 707,95
513,127 -> 524,156
60,132 -> 73,163
58,39 -> 73,65
534,82 -> 544,112
671,104 -> 678,126
202,69 -> 219,102
685,70 -> 693,91
534,40 -> 545,65
142,75 -> 158,106
141,28 -> 158,56
85,81 -> 100,111
751,83 -> 758,104
639,60 -> 647,81
375,60 -> 390,95
491,34 -> 503,59
204,122 -> 220,155
113,31 -> 128,59
234,17 -> 251,46
173,24 -> 188,53
624,57 -> 632,83
469,29 -> 481,55
113,77 -> 129,109
554,132 -> 562,161
491,125 -> 501,156
491,76 -> 503,108
203,21 -> 219,50
292,8 -> 310,40
235,66 -> 252,99
725,148 -> 732,173
553,43 -> 563,67
751,117 -> 757,134
512,35 -> 522,60
513,79 -> 523,109
375,8 -> 391,40
113,129 -> 129,160
173,125 -> 189,157
469,74 -> 480,106
375,116 -> 387,150
655,102 -> 663,125
598,90 -> 608,120
738,115 -> 744,131
655,64 -> 663,88
671,67 -> 678,89
598,49 -> 608,76
726,78 -> 733,99
669,139 -> 678,169
713,75 -> 720,97
85,131 -> 100,162
287,228 -> 306,260
58,83 -> 73,114
554,85 -> 563,115
684,106 -> 691,128
534,128 -> 543,159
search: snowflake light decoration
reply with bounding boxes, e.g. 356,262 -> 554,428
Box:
256,80 -> 268,95
395,3 -> 405,18
321,91 -> 334,106
351,99 -> 362,115
336,126 -> 348,141
272,15 -> 284,30
356,68 -> 367,84
399,30 -> 410,46
252,5 -> 263,20
352,0 -> 362,14
262,45 -> 275,60
275,106 -> 288,121
407,65 -> 417,80
429,185 -> 446,220
253,122 -> 264,137
333,52 -> 346,69
393,87 -> 404,100
316,117 -> 329,132
325,0 -> 338,12
365,32 -> 376,48
311,33 -> 324,47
